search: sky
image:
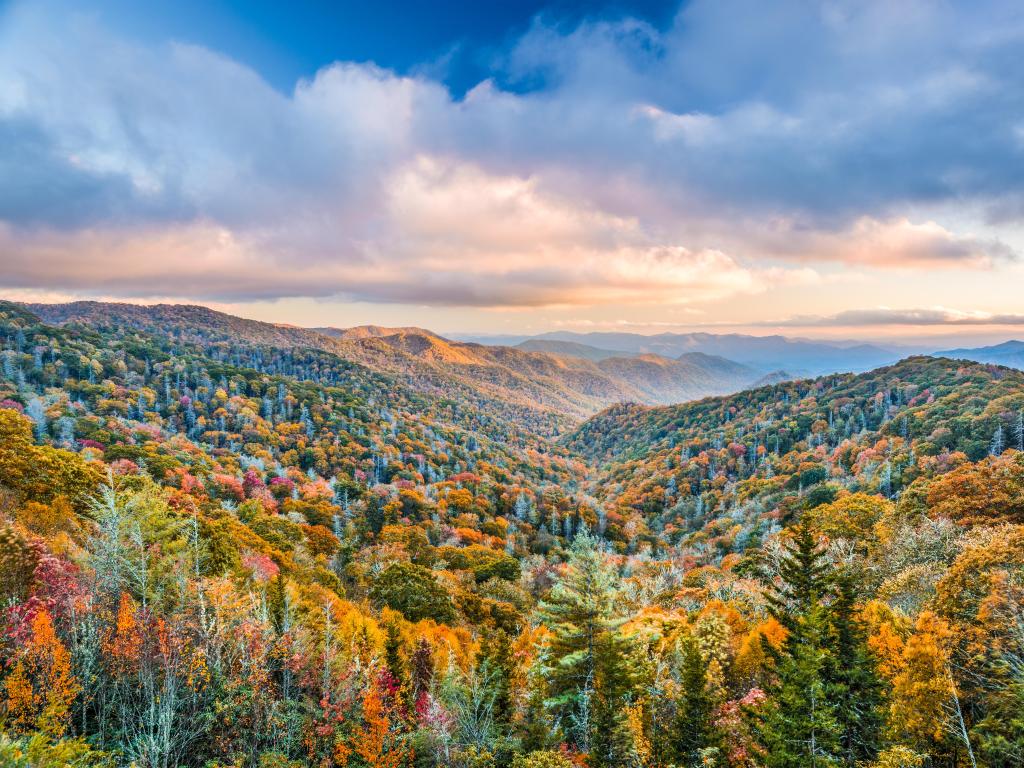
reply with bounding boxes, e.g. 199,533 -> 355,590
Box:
2,0 -> 1024,343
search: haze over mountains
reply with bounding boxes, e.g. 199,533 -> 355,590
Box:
24,300 -> 1023,428
464,330 -> 911,377
935,339 -> 1024,370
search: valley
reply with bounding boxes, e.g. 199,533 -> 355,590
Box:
2,300 -> 1024,768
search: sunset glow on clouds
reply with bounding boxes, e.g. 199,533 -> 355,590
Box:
2,0 -> 1024,336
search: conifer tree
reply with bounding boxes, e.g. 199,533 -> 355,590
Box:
671,634 -> 718,767
828,575 -> 883,765
757,525 -> 841,768
537,529 -> 640,763
479,629 -> 515,731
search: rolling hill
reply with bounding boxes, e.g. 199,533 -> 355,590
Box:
24,301 -> 770,423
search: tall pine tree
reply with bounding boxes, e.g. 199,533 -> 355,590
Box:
757,525 -> 841,768
829,574 -> 884,765
670,634 -> 719,767
537,529 -> 642,765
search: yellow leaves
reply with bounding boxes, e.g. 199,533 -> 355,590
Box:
2,609 -> 80,738
16,496 -> 80,540
934,523 -> 1024,622
926,452 -> 1024,526
888,611 -> 954,746
95,398 -> 129,416
871,745 -> 926,768
186,648 -> 211,693
732,617 -> 786,687
625,702 -> 652,768
804,491 -> 894,543
442,488 -> 475,514
621,606 -> 689,651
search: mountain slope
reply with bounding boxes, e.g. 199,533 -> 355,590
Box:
566,356 -> 1024,546
314,324 -> 444,341
935,339 -> 1024,369
514,339 -> 632,361
24,301 -> 766,422
529,330 -> 902,375
594,352 -> 757,404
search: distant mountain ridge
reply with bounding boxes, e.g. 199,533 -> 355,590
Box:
314,324 -> 444,341
523,330 -> 901,375
514,339 -> 632,362
935,339 -> 1024,370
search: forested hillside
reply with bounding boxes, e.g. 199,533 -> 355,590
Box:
28,302 -> 765,424
2,302 -> 1023,768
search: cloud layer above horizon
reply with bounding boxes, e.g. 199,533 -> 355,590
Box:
2,0 -> 1024,326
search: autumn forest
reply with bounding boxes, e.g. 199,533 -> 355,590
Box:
0,300 -> 1021,768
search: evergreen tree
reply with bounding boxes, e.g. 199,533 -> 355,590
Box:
671,635 -> 718,767
828,575 -> 884,765
757,525 -> 841,768
479,629 -> 515,731
537,529 -> 640,763
384,618 -> 409,693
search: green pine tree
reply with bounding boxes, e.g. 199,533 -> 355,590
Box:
588,631 -> 644,768
828,575 -> 884,765
757,525 -> 841,768
479,629 -> 515,730
671,635 -> 718,767
537,529 -> 641,764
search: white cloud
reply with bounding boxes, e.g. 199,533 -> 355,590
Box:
0,158 -> 805,307
0,0 -> 1022,309
750,217 -> 1015,269
771,307 -> 1024,327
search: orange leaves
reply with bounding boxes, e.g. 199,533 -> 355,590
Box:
2,662 -> 34,732
733,617 -> 786,687
438,488 -> 474,516
2,608 -> 80,737
452,526 -> 484,546
102,592 -> 143,674
868,625 -> 907,683
352,679 -> 410,768
926,453 -> 1024,526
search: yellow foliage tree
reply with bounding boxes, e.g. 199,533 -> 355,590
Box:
887,611 -> 953,750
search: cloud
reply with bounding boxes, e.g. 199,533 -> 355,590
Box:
750,217 -> 1016,269
1,1 -> 1023,308
770,308 -> 1024,328
0,158 -> 805,307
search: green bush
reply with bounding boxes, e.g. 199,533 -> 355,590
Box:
0,734 -> 114,768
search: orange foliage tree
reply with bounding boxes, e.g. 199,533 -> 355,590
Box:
2,608 -> 80,737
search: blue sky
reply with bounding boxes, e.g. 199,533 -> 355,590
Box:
49,0 -> 680,95
2,0 -> 1024,341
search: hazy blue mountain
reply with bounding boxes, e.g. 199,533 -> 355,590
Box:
524,331 -> 903,375
934,339 -> 1024,370
515,339 -> 632,361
